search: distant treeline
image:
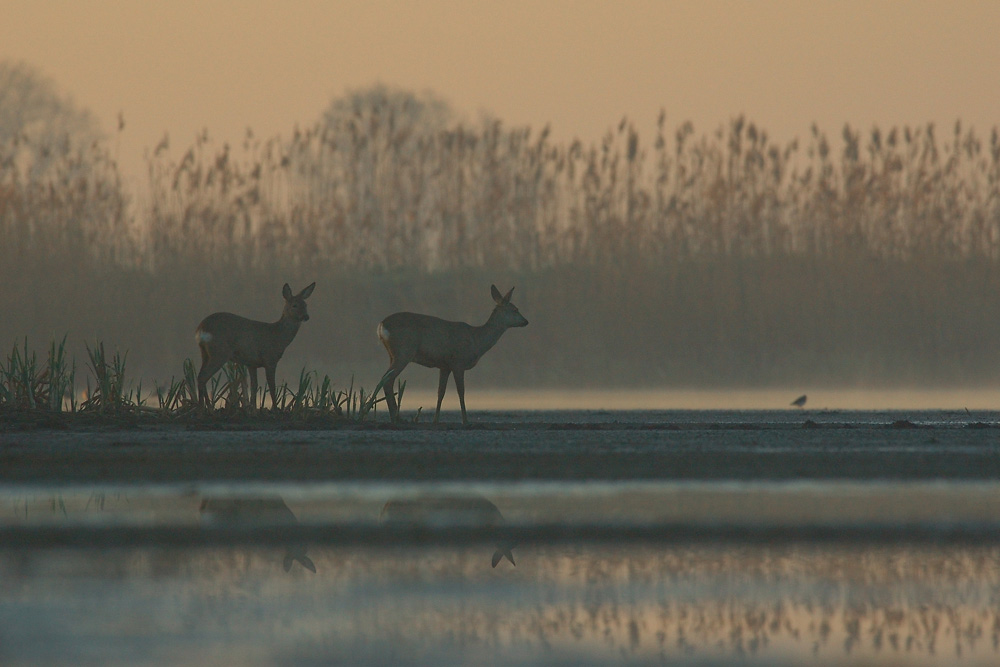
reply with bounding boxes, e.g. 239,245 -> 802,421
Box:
3,103 -> 1000,388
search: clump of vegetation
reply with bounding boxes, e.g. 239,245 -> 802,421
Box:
0,336 -> 76,411
155,358 -> 200,414
79,341 -> 141,413
0,336 -> 399,426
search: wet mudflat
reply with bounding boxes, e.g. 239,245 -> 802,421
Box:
2,410 -> 1000,665
2,409 -> 1000,482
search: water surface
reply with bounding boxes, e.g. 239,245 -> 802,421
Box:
3,409 -> 1000,665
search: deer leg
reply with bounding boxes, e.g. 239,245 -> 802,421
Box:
380,364 -> 406,422
197,347 -> 210,409
197,349 -> 227,411
435,368 -> 451,423
249,368 -> 259,410
237,368 -> 249,411
265,365 -> 278,410
454,369 -> 468,425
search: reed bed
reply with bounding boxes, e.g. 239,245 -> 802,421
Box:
0,337 -> 394,425
4,97 -> 1000,387
136,113 -> 1000,272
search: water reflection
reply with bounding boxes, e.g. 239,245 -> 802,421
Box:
199,496 -> 316,572
4,482 -> 1000,663
380,495 -> 516,567
2,543 -> 998,665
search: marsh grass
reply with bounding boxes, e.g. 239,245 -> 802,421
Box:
80,341 -> 141,414
338,375 -> 396,421
47,336 -> 76,412
155,358 -> 200,414
1,337 -> 399,425
1,338 -> 43,410
190,365 -> 394,419
0,336 -> 76,412
5,100 -> 1000,386
136,114 -> 1000,271
216,362 -> 249,412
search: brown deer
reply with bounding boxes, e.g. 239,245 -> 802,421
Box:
376,284 -> 528,424
379,495 -> 516,567
200,496 -> 316,572
195,282 -> 315,410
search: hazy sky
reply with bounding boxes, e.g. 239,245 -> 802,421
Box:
3,0 -> 999,182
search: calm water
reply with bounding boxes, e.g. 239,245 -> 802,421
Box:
398,387 -> 1000,411
3,479 -> 1000,665
4,407 -> 1000,664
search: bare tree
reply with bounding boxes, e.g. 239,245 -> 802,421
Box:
281,84 -> 457,269
321,84 -> 452,152
0,60 -> 128,300
0,60 -> 103,182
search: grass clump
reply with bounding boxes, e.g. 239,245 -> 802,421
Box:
0,336 -> 76,412
2,336 -> 403,427
80,341 -> 142,414
155,358 -> 200,414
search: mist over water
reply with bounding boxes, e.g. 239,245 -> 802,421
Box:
397,388 -> 1000,412
5,479 -> 1000,665
4,76 -> 1000,399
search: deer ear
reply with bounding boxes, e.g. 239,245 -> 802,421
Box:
504,287 -> 515,303
282,283 -> 293,300
491,284 -> 503,304
299,282 -> 316,299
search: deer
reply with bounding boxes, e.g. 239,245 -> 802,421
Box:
200,496 -> 316,572
195,282 -> 316,410
375,284 -> 528,424
379,495 -> 516,567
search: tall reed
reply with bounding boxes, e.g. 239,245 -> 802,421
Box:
4,94 -> 1000,387
0,337 -> 75,411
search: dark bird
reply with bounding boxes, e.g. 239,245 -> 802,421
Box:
791,394 -> 807,408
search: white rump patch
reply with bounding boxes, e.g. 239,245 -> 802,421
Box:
196,331 -> 213,344
378,323 -> 389,342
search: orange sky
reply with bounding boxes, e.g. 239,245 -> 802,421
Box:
3,0 -> 999,183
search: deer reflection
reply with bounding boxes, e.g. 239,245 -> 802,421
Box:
379,495 -> 515,567
199,496 -> 316,572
